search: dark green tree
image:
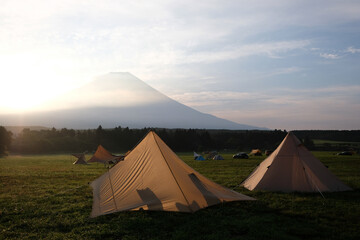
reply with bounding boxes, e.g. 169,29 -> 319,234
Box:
303,135 -> 315,150
96,125 -> 104,145
0,126 -> 12,156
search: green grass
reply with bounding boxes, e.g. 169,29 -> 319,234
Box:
312,139 -> 360,149
1,152 -> 359,239
313,139 -> 360,144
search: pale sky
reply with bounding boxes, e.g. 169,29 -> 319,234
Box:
1,0 -> 360,130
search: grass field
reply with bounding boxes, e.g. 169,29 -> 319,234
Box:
1,152 -> 359,239
313,139 -> 360,145
312,139 -> 360,150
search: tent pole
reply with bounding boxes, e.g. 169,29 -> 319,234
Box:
107,168 -> 119,210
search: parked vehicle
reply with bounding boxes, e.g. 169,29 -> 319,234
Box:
233,152 -> 249,159
337,151 -> 353,156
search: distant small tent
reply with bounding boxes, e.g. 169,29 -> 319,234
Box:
194,152 -> 205,161
88,145 -> 123,164
241,132 -> 352,192
206,151 -> 217,160
249,149 -> 262,156
213,155 -> 224,160
72,153 -> 88,165
90,131 -> 254,217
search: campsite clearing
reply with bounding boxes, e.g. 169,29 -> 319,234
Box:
0,152 -> 359,239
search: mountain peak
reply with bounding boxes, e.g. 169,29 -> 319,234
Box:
1,73 -> 265,130
43,73 -> 168,110
85,72 -> 156,91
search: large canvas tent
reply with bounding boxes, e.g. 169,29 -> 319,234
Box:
88,145 -> 123,164
72,153 -> 88,165
90,131 -> 254,217
241,132 -> 352,192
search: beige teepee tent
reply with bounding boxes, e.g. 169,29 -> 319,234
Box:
88,145 -> 123,164
90,131 -> 254,217
249,149 -> 262,156
241,132 -> 352,192
72,153 -> 88,165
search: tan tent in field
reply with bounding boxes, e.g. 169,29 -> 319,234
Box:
249,149 -> 262,156
72,153 -> 88,165
213,154 -> 224,160
241,132 -> 352,192
88,145 -> 123,164
90,131 -> 254,217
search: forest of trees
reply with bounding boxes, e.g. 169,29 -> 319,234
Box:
2,125 -> 359,155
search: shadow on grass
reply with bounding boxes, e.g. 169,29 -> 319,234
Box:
80,186 -> 360,240
82,199 -> 324,240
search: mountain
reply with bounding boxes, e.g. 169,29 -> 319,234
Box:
1,73 -> 265,130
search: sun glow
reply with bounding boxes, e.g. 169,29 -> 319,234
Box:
0,54 -> 52,112
0,53 -> 88,113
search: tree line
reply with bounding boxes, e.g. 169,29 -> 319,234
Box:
1,126 -> 359,155
5,126 -> 287,154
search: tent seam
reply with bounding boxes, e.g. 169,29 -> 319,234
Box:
252,148 -> 279,189
296,145 -> 325,198
151,131 -> 193,212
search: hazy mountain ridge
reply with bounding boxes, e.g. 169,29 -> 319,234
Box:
1,73 -> 265,130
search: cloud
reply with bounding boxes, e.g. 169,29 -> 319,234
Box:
346,46 -> 360,54
170,91 -> 257,107
296,85 -> 360,94
0,1 -> 353,73
170,85 -> 360,130
182,41 -> 310,64
319,53 -> 341,59
254,67 -> 304,80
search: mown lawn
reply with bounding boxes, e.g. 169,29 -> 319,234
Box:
0,152 -> 359,240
